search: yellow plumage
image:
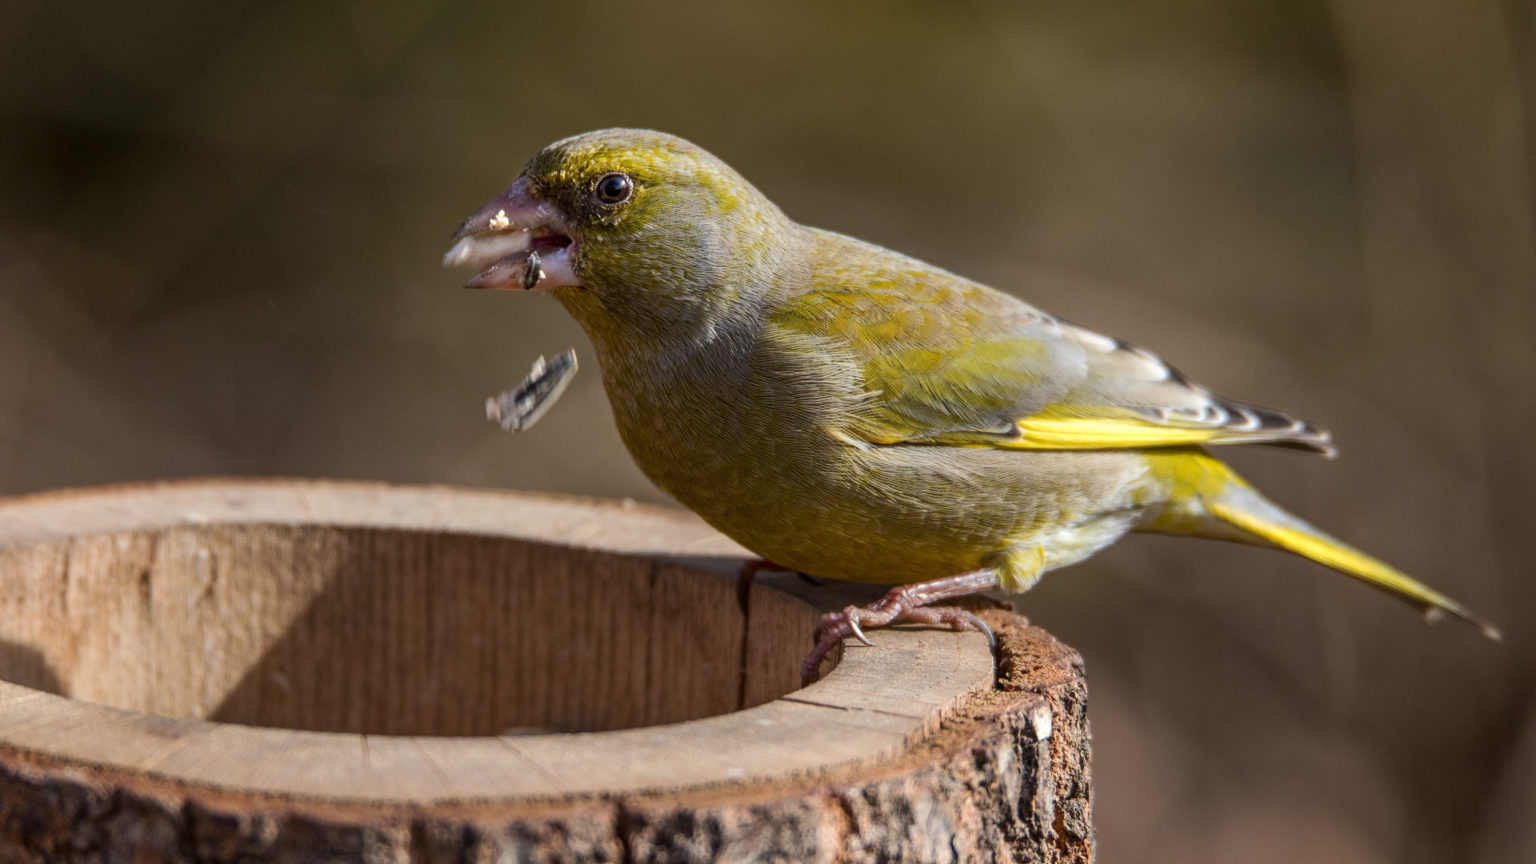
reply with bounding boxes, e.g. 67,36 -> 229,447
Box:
444,128 -> 1500,678
1141,450 -> 1500,639
1013,415 -> 1245,449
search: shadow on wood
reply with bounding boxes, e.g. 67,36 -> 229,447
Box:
0,639 -> 61,696
203,531 -> 813,734
0,480 -> 1094,862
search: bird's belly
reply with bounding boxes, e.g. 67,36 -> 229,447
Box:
628,424 -> 1153,585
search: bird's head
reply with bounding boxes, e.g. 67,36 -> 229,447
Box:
444,129 -> 793,336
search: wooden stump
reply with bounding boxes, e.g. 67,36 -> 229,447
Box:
0,480 -> 1093,862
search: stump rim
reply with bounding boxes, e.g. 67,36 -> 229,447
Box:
0,479 -> 997,805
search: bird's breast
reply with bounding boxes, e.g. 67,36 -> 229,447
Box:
590,329 -> 1154,585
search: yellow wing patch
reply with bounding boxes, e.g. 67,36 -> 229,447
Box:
1004,415 -> 1224,450
918,410 -> 1329,452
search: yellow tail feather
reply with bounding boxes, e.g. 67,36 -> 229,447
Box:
1205,493 -> 1502,642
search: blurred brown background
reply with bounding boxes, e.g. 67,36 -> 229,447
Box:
2,1 -> 1533,860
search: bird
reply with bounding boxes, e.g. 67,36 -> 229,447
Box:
443,128 -> 1500,683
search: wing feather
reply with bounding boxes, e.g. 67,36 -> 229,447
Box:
774,231 -> 1334,456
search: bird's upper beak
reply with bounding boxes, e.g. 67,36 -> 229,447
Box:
442,176 -> 578,291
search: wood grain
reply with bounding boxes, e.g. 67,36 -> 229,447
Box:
0,480 -> 1093,862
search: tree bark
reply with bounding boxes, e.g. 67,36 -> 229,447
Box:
0,480 -> 1092,862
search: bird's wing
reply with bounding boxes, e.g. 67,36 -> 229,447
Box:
768,257 -> 1333,455
999,319 -> 1335,455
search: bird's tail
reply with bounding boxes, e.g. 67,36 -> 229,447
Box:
1142,450 -> 1502,641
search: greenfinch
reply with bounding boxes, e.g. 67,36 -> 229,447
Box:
444,129 -> 1499,683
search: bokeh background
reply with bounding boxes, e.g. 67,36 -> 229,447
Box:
2,1 -> 1533,860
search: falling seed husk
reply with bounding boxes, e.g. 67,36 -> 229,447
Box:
520,250 -> 544,291
486,349 -> 578,432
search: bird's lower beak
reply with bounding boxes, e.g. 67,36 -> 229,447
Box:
442,177 -> 578,291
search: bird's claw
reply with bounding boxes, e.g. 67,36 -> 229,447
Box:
845,613 -> 875,647
959,610 -> 997,651
800,607 -> 871,685
800,598 -> 995,686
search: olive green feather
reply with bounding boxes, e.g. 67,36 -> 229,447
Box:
450,128 -> 1494,640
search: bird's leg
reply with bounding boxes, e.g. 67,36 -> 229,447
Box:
801,568 -> 1000,685
736,558 -> 795,613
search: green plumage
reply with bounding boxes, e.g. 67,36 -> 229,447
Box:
448,128 -> 1497,640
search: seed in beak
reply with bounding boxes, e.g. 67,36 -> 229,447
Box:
489,209 -> 511,231
521,250 -> 544,291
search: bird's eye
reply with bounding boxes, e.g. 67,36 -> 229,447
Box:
594,173 -> 634,205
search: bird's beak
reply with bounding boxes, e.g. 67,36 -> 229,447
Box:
442,176 -> 578,291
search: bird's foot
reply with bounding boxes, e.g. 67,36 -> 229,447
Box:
800,576 -> 998,685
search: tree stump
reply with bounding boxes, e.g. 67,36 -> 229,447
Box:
0,480 -> 1093,862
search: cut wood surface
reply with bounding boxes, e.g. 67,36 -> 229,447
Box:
0,480 -> 1093,862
